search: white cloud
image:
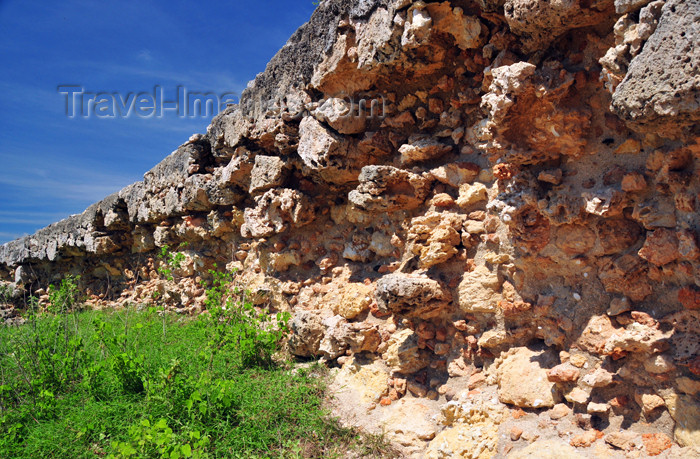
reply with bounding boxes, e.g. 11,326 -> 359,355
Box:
137,49 -> 153,62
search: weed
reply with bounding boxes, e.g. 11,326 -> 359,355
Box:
200,267 -> 291,370
0,283 -> 12,304
157,243 -> 189,283
47,274 -> 82,314
156,243 -> 189,336
0,268 -> 395,458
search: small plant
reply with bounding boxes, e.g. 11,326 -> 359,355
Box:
47,274 -> 82,314
0,307 -> 87,420
156,243 -> 189,336
0,283 -> 12,304
24,295 -> 40,316
109,417 -> 210,459
157,243 -> 189,283
200,267 -> 291,370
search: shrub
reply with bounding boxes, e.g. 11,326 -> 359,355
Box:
200,267 -> 291,370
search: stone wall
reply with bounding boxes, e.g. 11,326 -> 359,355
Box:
1,0 -> 699,456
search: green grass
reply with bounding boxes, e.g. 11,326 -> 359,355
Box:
0,306 -> 393,458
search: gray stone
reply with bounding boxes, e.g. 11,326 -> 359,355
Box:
350,0 -> 381,19
289,309 -> 325,357
236,0 -> 394,122
297,116 -> 360,184
375,273 -> 449,318
318,315 -> 351,359
14,265 -> 33,285
241,188 -> 315,238
612,0 -> 700,134
249,155 -> 287,194
615,0 -> 653,14
313,98 -> 367,135
143,143 -> 203,192
219,151 -> 254,188
206,106 -> 250,157
348,166 -> 430,212
503,0 -> 611,53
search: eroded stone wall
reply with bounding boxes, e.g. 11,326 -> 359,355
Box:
1,0 -> 699,456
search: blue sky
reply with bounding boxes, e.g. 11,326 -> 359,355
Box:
0,0 -> 317,244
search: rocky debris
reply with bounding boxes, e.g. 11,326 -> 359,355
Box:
383,328 -> 429,374
425,2 -> 483,51
663,393 -> 700,447
547,364 -> 580,383
241,188 -> 315,238
642,432 -> 673,456
0,303 -> 24,326
503,0 -> 612,53
662,309 -> 700,363
605,431 -> 638,451
638,228 -> 681,266
298,116 -> 367,185
587,401 -> 610,415
615,0 -> 654,14
381,398 -> 440,451
644,354 -> 676,374
458,265 -> 502,314
401,5 -> 433,49
334,357 -> 390,405
249,155 -> 286,194
318,315 -> 352,359
608,297 -> 632,316
676,377 -> 700,396
288,309 -> 325,357
497,347 -> 558,409
635,389 -> 666,416
456,183 -> 488,209
554,224 -> 596,256
679,287 -> 700,310
598,254 -> 654,301
348,165 -> 430,212
312,97 -> 367,135
331,282 -> 373,319
549,403 -> 570,420
399,136 -> 453,165
2,0 -> 700,455
565,387 -> 591,405
570,429 -> 604,448
375,273 -> 450,318
427,391 -> 505,458
507,439 -> 585,458
429,162 -> 480,188
425,419 -> 498,458
603,322 -> 669,355
509,426 -> 523,441
582,368 -> 615,388
475,61 -> 589,165
406,212 -> 463,268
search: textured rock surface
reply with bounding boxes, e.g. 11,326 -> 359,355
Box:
497,347 -> 558,408
507,440 -> 585,458
2,0 -> 699,456
611,0 -> 700,134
